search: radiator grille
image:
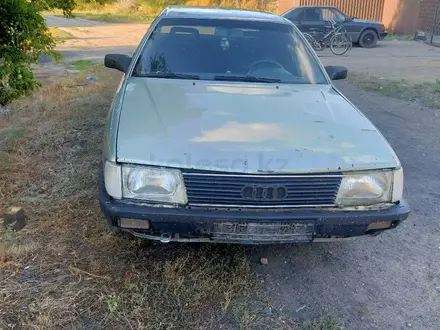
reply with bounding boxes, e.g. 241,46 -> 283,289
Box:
183,172 -> 342,208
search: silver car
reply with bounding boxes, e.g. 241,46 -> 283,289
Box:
100,7 -> 409,244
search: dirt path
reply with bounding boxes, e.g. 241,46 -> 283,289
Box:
45,15 -> 150,61
44,15 -> 440,329
319,41 -> 440,83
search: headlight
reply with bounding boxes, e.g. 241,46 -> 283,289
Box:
122,165 -> 187,204
104,161 -> 122,199
336,171 -> 393,206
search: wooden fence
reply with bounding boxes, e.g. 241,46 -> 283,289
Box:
298,0 -> 385,21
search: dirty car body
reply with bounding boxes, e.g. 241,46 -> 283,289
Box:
100,7 -> 409,244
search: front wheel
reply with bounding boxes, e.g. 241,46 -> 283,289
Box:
330,34 -> 350,55
359,29 -> 378,48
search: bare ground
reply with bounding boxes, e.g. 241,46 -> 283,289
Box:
44,16 -> 149,62
2,15 -> 439,330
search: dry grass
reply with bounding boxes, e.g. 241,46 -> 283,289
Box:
0,67 -> 298,329
349,73 -> 440,109
48,4 -> 158,23
186,0 -> 276,11
48,0 -> 276,23
48,27 -> 74,43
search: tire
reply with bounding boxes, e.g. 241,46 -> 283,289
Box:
330,34 -> 350,55
359,29 -> 378,48
303,33 -> 323,51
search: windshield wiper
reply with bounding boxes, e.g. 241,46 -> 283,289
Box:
214,75 -> 281,83
135,72 -> 200,80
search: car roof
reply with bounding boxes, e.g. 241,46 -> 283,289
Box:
161,6 -> 289,23
287,6 -> 338,11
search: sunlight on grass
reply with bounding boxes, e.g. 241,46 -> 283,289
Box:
73,11 -> 155,23
46,0 -> 275,23
48,27 -> 74,43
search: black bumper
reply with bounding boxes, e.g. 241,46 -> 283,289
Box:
99,172 -> 410,244
379,32 -> 388,40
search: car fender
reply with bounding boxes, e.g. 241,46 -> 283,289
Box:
359,26 -> 380,39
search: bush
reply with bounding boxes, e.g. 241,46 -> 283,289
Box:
0,0 -> 75,105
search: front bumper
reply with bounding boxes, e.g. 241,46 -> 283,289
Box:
379,32 -> 388,40
99,171 -> 410,244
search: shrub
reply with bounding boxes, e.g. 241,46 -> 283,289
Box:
0,0 -> 74,105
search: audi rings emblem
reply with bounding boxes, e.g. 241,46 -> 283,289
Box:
241,185 -> 288,201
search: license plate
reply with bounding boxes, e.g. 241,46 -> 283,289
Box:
212,221 -> 315,243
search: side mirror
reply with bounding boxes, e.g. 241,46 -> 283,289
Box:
325,66 -> 348,80
104,54 -> 132,73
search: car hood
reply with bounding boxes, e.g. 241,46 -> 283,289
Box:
116,78 -> 399,173
352,18 -> 382,26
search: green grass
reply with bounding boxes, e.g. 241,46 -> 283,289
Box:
384,32 -> 413,41
67,59 -> 102,72
349,73 -> 440,109
301,315 -> 344,330
72,12 -> 155,23
435,79 -> 440,93
0,126 -> 26,143
48,27 -> 74,43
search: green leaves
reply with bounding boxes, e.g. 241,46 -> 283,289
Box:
0,0 -> 74,105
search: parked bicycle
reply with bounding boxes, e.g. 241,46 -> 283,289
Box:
303,19 -> 352,55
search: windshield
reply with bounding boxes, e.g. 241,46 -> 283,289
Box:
133,18 -> 327,84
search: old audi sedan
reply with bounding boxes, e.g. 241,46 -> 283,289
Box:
100,7 -> 409,244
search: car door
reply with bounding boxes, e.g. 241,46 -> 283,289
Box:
323,7 -> 361,42
283,8 -> 305,30
300,8 -> 326,34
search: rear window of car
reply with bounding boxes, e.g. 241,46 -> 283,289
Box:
133,17 -> 327,85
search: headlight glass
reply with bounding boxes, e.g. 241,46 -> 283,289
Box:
336,171 -> 392,206
122,165 -> 187,204
104,161 -> 122,199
